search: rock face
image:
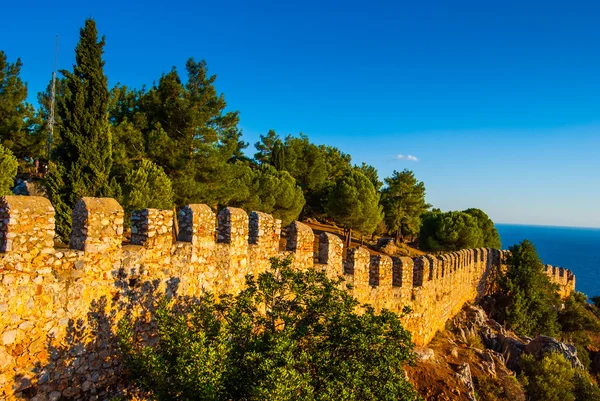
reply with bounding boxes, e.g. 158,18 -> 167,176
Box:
0,195 -> 577,400
454,363 -> 476,401
414,346 -> 436,361
526,336 -> 584,370
453,305 -> 584,372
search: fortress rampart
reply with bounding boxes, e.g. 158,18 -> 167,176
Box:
0,196 -> 576,400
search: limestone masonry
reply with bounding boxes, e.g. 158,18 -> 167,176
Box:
0,196 -> 576,400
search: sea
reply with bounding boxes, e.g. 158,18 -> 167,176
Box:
496,224 -> 600,299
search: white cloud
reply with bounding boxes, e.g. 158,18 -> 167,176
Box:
395,154 -> 419,162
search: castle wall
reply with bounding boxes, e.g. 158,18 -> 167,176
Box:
0,196 -> 576,400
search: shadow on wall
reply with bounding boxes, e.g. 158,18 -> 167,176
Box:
13,267 -> 183,400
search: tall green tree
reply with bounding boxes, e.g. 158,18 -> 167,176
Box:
139,59 -> 248,206
464,208 -> 501,249
232,164 -> 305,226
0,51 -> 43,162
381,170 -> 430,242
47,19 -> 113,240
419,210 -> 483,252
497,240 -> 561,337
254,129 -> 279,164
326,169 -> 383,247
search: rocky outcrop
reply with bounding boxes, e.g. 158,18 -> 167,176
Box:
526,335 -> 584,370
452,304 -> 583,372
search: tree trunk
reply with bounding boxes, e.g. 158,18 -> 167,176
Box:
361,234 -> 364,246
345,227 -> 352,249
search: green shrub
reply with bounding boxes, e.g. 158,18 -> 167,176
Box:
0,144 -> 17,195
520,352 -> 575,401
118,258 -> 419,401
573,372 -> 600,401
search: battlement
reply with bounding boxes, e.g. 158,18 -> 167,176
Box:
0,196 -> 577,400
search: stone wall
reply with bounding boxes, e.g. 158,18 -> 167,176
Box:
0,196 -> 576,400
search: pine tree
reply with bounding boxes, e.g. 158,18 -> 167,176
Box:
381,170 -> 430,242
0,51 -> 43,162
233,164 -> 305,226
326,170 -> 383,248
139,59 -> 247,206
463,208 -> 501,249
47,19 -> 112,240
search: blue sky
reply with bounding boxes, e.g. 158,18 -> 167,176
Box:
2,1 -> 600,227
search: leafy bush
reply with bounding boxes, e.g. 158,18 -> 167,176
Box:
118,258 -> 419,401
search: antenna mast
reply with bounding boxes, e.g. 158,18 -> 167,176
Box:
47,35 -> 58,159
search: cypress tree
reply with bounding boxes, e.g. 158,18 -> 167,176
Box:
47,19 -> 112,240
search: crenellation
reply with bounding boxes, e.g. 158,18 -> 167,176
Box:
286,221 -> 314,268
70,197 -> 124,254
0,196 -> 55,264
347,246 -> 371,295
425,255 -> 438,281
130,208 -> 173,253
413,257 -> 428,287
0,195 -> 579,400
318,232 -> 343,279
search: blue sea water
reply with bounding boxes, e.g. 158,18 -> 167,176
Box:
496,224 -> 600,299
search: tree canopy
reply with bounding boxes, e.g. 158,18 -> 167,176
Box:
326,169 -> 383,246
419,210 -> 483,252
463,208 -> 501,249
381,169 -> 430,242
232,164 -> 306,226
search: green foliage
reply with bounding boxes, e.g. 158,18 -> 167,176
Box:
232,164 -> 305,226
254,132 -> 352,217
122,158 -> 174,221
590,296 -> 600,310
497,240 -> 561,337
129,59 -> 248,206
573,372 -> 600,401
463,208 -> 501,249
326,169 -> 383,244
520,352 -> 575,401
118,258 -> 419,401
381,169 -> 430,242
0,51 -> 43,162
419,211 -> 483,252
520,352 -> 600,401
356,163 -> 383,192
559,292 -> 600,334
0,144 -> 18,195
48,19 -> 113,240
